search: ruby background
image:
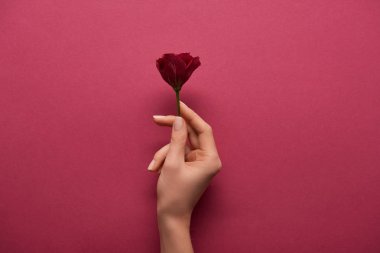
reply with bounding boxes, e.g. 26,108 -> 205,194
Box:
1,1 -> 380,252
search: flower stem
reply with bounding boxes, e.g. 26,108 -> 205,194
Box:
175,90 -> 180,116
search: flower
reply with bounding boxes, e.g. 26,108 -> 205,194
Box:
156,53 -> 201,115
156,53 -> 201,91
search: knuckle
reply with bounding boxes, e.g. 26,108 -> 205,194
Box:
163,159 -> 175,169
171,132 -> 187,143
153,144 -> 170,162
208,155 -> 222,175
204,123 -> 213,133
214,158 -> 222,173
153,153 -> 161,161
216,158 -> 222,170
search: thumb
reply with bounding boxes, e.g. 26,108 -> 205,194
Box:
165,116 -> 187,168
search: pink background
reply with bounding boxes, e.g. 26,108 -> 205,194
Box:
1,0 -> 380,252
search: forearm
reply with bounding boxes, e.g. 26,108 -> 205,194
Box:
158,214 -> 194,253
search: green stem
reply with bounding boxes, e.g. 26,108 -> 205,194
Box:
175,90 -> 180,116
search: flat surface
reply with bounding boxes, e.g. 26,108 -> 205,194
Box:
1,0 -> 380,252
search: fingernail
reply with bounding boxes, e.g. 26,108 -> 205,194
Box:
147,160 -> 155,171
173,117 -> 183,131
153,115 -> 165,119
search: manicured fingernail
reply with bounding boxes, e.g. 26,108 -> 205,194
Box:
153,115 -> 165,119
173,117 -> 183,131
147,160 -> 155,171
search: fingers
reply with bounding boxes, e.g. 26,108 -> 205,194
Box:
178,101 -> 209,133
179,101 -> 218,153
152,115 -> 176,126
187,126 -> 200,149
165,117 -> 188,168
153,115 -> 200,149
147,144 -> 170,172
148,144 -> 192,173
185,149 -> 198,162
152,100 -> 218,154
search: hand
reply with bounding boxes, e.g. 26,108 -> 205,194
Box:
148,101 -> 222,253
149,100 -> 222,218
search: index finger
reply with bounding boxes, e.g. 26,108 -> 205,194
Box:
179,101 -> 218,153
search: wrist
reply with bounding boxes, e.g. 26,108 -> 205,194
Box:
157,212 -> 193,253
157,211 -> 191,231
157,203 -> 193,225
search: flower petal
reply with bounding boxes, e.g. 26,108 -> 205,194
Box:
183,56 -> 201,83
161,54 -> 187,89
178,52 -> 193,66
156,57 -> 175,85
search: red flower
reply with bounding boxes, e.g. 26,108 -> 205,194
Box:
156,53 -> 201,92
156,53 -> 201,116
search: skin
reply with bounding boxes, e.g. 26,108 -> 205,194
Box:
147,101 -> 222,253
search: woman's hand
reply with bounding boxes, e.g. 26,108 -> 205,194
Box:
148,101 -> 222,253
